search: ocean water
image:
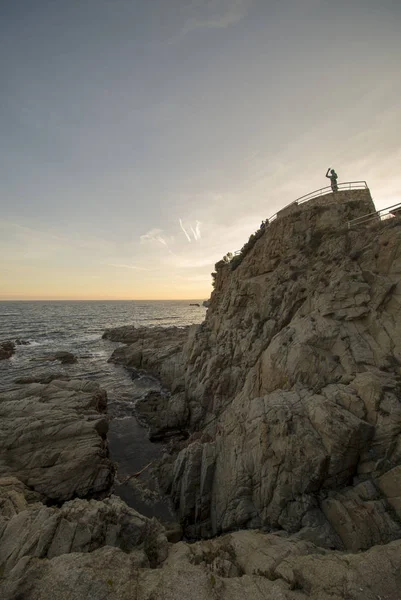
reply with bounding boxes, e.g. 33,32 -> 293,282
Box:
0,300 -> 206,519
0,300 -> 205,391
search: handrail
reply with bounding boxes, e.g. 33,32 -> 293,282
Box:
348,202 -> 401,229
267,181 -> 368,223
232,181 -> 369,256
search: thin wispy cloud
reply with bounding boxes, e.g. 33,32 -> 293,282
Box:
181,0 -> 253,35
179,219 -> 202,242
191,221 -> 202,241
139,228 -> 177,256
140,228 -> 170,247
105,263 -> 150,271
179,219 -> 192,242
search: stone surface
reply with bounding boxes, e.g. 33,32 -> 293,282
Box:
2,529 -> 401,600
32,351 -> 78,364
0,379 -> 114,502
14,372 -> 68,384
104,325 -> 190,391
105,192 -> 401,552
135,390 -> 189,440
0,490 -> 167,576
0,477 -> 43,519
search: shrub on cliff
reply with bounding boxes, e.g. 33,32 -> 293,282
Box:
230,254 -> 243,270
215,259 -> 227,270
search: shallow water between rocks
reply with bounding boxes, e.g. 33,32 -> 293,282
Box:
0,300 -> 205,520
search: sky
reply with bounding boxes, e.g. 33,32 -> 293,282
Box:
1,0 -> 401,300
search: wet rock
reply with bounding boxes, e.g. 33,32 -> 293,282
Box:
14,372 -> 68,385
14,339 -> 30,346
52,351 -> 77,364
104,326 -> 190,391
0,341 -> 15,360
31,351 -> 78,364
135,390 -> 189,440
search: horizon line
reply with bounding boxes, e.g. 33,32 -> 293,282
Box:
0,298 -> 208,302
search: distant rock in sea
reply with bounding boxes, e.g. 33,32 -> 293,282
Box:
0,341 -> 15,361
31,351 -> 78,365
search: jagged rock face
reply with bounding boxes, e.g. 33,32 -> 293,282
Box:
108,192 -> 401,549
168,194 -> 401,544
0,479 -> 168,577
2,527 -> 401,600
0,379 -> 115,502
168,193 -> 401,544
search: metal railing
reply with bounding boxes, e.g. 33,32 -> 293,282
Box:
348,202 -> 401,229
233,181 -> 369,254
267,181 -> 368,223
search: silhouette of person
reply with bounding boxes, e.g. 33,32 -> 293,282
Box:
326,168 -> 338,192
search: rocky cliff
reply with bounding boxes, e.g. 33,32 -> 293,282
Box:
107,189 -> 401,551
2,188 -> 401,600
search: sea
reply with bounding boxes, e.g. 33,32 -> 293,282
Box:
0,300 -> 206,519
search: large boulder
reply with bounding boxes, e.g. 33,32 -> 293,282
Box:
0,487 -> 167,576
105,325 -> 190,391
0,379 -> 114,502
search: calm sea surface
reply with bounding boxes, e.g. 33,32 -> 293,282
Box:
0,300 -> 206,519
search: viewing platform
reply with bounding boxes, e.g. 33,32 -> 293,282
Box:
231,184 -> 400,260
268,181 -> 370,223
266,181 -> 400,228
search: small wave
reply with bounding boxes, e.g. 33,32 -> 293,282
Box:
77,333 -> 102,342
139,316 -> 180,321
24,338 -> 59,347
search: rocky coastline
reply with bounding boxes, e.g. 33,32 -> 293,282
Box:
2,190 -> 401,599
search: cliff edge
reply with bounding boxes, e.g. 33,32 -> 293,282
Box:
108,189 -> 401,552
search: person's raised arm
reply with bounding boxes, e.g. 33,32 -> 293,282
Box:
326,168 -> 331,178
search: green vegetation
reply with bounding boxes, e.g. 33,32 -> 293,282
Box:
211,221 -> 268,285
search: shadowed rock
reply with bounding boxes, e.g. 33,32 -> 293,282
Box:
0,341 -> 15,360
0,379 -> 114,502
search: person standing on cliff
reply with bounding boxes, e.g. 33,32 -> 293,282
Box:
326,167 -> 338,192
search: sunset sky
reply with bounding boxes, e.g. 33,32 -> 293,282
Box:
1,0 -> 401,300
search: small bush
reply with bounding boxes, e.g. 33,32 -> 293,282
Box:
230,255 -> 243,270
